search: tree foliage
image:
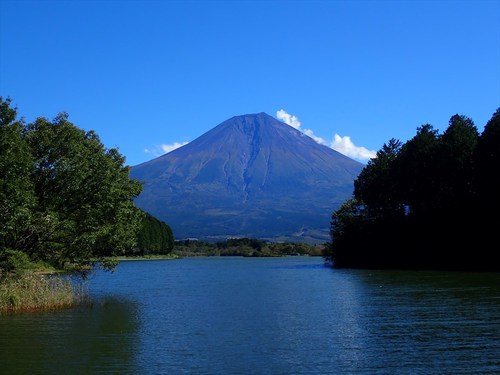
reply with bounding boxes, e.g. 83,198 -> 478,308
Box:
135,211 -> 175,255
0,98 -> 35,251
0,97 -> 145,271
326,109 -> 500,271
354,139 -> 403,218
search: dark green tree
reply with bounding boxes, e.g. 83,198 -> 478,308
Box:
474,108 -> 500,210
354,138 -> 403,219
0,97 -> 35,251
437,115 -> 478,210
472,108 -> 500,266
395,124 -> 440,218
328,110 -> 499,271
136,211 -> 175,255
326,198 -> 367,267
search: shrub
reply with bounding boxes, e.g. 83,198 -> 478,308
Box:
0,249 -> 32,273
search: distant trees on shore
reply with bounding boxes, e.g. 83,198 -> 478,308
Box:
173,238 -> 322,257
325,108 -> 500,271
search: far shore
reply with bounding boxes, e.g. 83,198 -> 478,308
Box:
112,254 -> 180,262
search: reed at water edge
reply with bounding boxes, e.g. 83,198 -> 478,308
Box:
0,271 -> 89,314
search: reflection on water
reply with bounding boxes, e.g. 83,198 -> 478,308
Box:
0,297 -> 140,374
338,270 -> 500,373
0,257 -> 499,374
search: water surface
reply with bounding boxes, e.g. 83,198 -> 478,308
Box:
1,256 -> 499,374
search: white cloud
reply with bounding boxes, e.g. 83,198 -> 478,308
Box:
303,128 -> 327,145
160,142 -> 189,153
276,109 -> 302,129
331,134 -> 376,161
145,141 -> 188,156
276,109 -> 376,162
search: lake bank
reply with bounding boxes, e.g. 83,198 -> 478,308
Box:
111,254 -> 180,262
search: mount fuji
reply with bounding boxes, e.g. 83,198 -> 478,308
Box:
130,112 -> 364,243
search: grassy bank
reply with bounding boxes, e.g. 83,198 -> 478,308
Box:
0,272 -> 88,315
111,254 -> 179,261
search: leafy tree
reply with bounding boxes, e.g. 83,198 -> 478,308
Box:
22,113 -> 144,268
431,115 -> 480,263
437,115 -> 478,211
326,198 -> 366,266
395,124 -> 440,218
0,97 -> 35,251
136,211 -> 175,255
0,98 -> 144,271
354,138 -> 403,218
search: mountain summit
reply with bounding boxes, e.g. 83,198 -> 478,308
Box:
131,112 -> 364,243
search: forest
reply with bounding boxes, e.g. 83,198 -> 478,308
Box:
325,108 -> 500,271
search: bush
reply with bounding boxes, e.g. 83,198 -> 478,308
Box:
0,249 -> 32,273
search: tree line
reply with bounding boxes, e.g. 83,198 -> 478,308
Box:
173,238 -> 323,257
0,97 -> 174,273
325,108 -> 500,271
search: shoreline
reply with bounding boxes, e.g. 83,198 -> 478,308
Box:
112,254 -> 180,262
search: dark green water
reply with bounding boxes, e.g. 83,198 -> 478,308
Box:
1,257 -> 499,374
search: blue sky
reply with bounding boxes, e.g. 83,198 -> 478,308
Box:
1,0 -> 499,166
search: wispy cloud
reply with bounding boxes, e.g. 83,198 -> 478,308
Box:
160,142 -> 189,153
303,128 -> 327,145
276,109 -> 376,162
145,141 -> 189,156
276,109 -> 302,129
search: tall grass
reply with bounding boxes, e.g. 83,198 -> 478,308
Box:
0,271 -> 89,314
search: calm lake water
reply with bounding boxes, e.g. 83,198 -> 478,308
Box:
1,256 -> 499,374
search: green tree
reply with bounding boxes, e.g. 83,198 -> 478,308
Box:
472,108 -> 500,267
0,97 -> 35,251
136,211 -> 175,255
326,198 -> 367,267
1,98 -> 145,272
21,113 -> 144,269
354,138 -> 403,219
395,124 -> 440,218
327,110 -> 499,270
475,108 -> 500,210
437,115 -> 478,211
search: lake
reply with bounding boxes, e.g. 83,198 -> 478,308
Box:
1,256 -> 499,374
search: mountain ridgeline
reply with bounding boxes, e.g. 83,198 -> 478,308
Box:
131,112 -> 364,243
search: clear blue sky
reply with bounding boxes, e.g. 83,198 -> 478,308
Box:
1,0 -> 499,166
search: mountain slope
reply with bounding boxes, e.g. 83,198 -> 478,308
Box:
131,112 -> 364,243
